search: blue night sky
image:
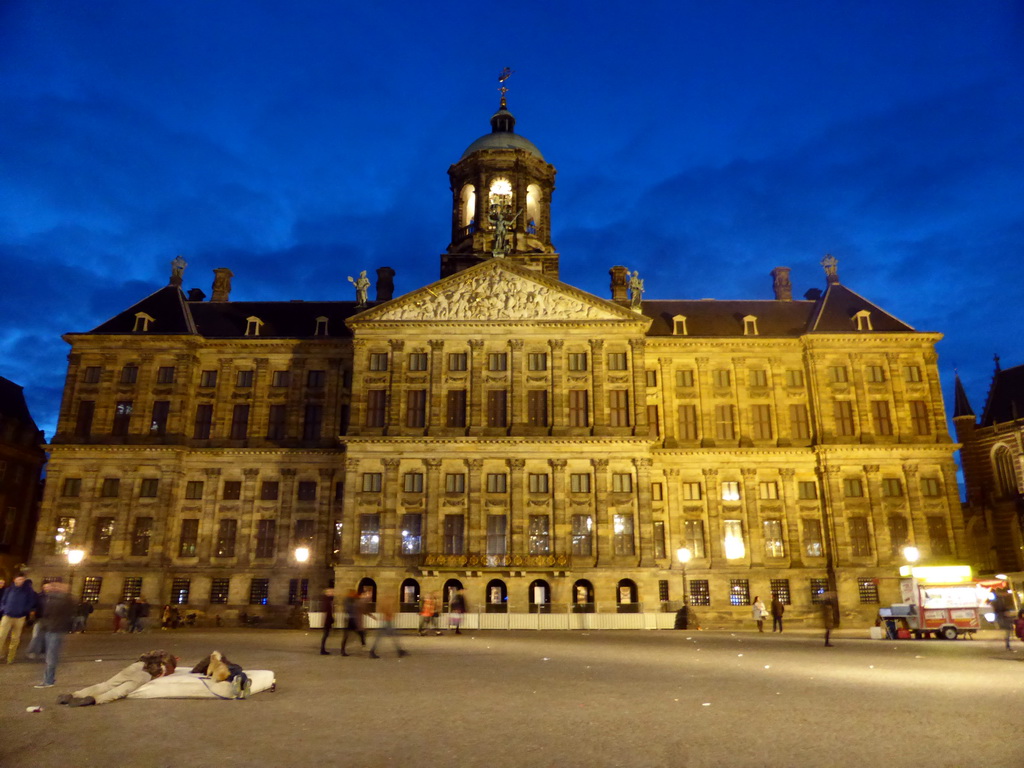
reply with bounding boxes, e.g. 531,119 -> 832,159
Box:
1,1 -> 1022,439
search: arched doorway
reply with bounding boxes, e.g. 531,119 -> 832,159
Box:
400,578 -> 420,613
443,578 -> 464,612
572,579 -> 595,613
617,578 -> 639,613
486,579 -> 507,613
358,577 -> 377,612
528,579 -> 551,613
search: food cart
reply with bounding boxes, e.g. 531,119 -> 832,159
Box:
877,565 -> 990,640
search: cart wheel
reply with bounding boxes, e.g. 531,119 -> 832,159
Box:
940,627 -> 958,640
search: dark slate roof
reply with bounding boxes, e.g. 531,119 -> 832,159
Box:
981,364 -> 1024,427
810,283 -> 915,333
90,285 -> 197,334
953,374 -> 975,419
188,301 -> 364,338
0,376 -> 39,429
643,300 -> 816,337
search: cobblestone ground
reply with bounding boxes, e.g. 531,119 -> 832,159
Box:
1,626 -> 1022,768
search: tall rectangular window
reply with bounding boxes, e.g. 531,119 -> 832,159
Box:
403,472 -> 424,493
486,514 -> 507,556
849,517 -> 872,556
120,364 -> 138,384
215,519 -> 237,557
785,369 -> 804,387
236,370 -> 254,387
866,365 -> 886,383
443,515 -> 465,555
445,473 -> 465,493
690,580 -> 710,607
199,370 -> 218,388
681,482 -> 702,500
844,478 -> 863,497
712,370 -> 731,388
255,519 -> 277,558
359,514 -> 381,554
528,473 -> 549,493
528,515 -> 551,555
888,515 -> 909,557
612,473 -> 633,493
193,404 -> 213,439
487,390 -> 508,427
927,516 -> 951,556
834,400 -> 855,436
872,400 -> 893,435
92,517 -> 114,556
567,353 -> 588,371
130,517 -> 153,556
749,369 -> 768,387
100,478 -> 120,498
798,481 -> 818,500
904,365 -> 922,382
222,481 -> 242,500
721,481 -> 740,501
112,400 -> 133,436
271,370 -> 290,387
303,404 -> 323,440
446,390 -> 467,428
486,473 -> 507,493
81,576 -> 103,604
676,369 -> 694,387
612,513 -> 634,555
568,390 -> 589,427
571,515 -> 593,556
803,518 -> 824,557
527,353 -> 547,371
62,477 -> 81,497
527,390 -> 548,427
683,519 -> 705,557
723,520 -> 745,559
139,478 -> 159,498
267,404 -> 287,439
770,579 -> 791,605
366,390 -> 387,427
678,404 -> 698,440
810,578 -> 829,604
178,519 -> 199,557
362,473 -> 382,492
882,478 -> 903,497
230,404 -> 250,440
400,513 -> 422,554
858,578 -> 880,604
829,365 -> 848,383
249,578 -> 270,606
751,404 -> 772,440
653,520 -> 666,559
910,400 -> 931,435
570,473 -> 591,493
715,405 -> 735,440
297,481 -> 317,501
83,366 -> 102,384
166,578 -> 188,605
368,353 -> 388,372
293,519 -> 315,545
448,353 -> 467,372
121,577 -> 142,601
759,481 -> 778,500
150,401 -> 170,436
921,477 -> 941,497
408,352 -> 428,371
487,353 -> 508,371
763,519 -> 785,557
75,400 -> 95,437
607,352 -> 628,370
790,404 -> 810,439
608,390 -> 630,427
729,579 -> 751,606
406,390 -> 426,428
651,482 -> 664,501
210,578 -> 230,604
185,480 -> 204,499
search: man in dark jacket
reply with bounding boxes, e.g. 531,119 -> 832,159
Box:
35,581 -> 76,687
0,575 -> 37,663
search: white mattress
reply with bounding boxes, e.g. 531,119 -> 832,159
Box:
127,669 -> 275,699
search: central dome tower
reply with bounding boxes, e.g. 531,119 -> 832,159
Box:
441,93 -> 559,279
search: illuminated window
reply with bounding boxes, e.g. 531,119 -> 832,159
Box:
210,578 -> 230,604
613,514 -> 634,556
723,519 -> 745,559
359,514 -> 381,555
690,579 -> 710,606
130,517 -> 153,556
653,521 -> 666,559
803,519 -> 823,557
571,515 -> 593,555
81,576 -> 103,604
53,516 -> 76,555
683,519 -> 705,558
92,517 -> 114,556
729,579 -> 751,606
763,519 -> 785,557
770,579 -> 791,605
400,514 -> 422,555
810,579 -> 829,603
249,578 -> 269,605
858,577 -> 879,603
178,519 -> 199,558
721,481 -> 741,501
528,515 -> 550,555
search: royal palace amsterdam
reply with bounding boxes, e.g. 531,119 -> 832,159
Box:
30,93 -> 968,629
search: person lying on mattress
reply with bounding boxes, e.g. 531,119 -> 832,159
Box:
191,650 -> 251,699
57,649 -> 178,707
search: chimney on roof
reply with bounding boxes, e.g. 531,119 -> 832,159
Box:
211,268 -> 233,302
804,288 -> 822,301
609,266 -> 629,303
770,267 -> 792,301
376,266 -> 395,302
187,288 -> 206,301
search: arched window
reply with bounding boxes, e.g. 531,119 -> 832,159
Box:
400,578 -> 420,613
357,577 -> 377,611
993,445 -> 1019,498
528,579 -> 551,614
442,578 -> 464,612
526,184 -> 541,233
460,184 -> 476,231
617,578 -> 639,613
485,579 -> 507,613
572,579 -> 595,613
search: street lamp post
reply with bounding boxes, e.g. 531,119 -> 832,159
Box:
294,546 -> 310,608
902,545 -> 920,565
676,546 -> 692,629
66,548 -> 85,597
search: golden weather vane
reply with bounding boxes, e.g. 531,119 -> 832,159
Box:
498,67 -> 515,101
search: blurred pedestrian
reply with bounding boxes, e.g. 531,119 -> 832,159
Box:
989,590 -> 1014,650
449,588 -> 467,634
72,601 -> 93,633
752,595 -> 767,633
129,596 -> 150,632
822,591 -> 837,647
771,594 -> 785,633
369,594 -> 408,659
340,590 -> 367,656
0,575 -> 37,663
319,588 -> 335,655
34,581 -> 75,688
113,600 -> 128,633
418,593 -> 440,636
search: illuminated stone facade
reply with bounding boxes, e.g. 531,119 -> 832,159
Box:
29,100 -> 967,627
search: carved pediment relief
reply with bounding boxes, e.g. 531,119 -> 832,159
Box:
353,261 -> 640,324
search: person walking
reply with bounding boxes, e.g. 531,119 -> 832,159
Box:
822,591 -> 837,647
369,594 -> 408,659
340,590 -> 367,656
770,594 -> 785,633
34,581 -> 75,688
418,593 -> 440,636
752,595 -> 767,633
113,600 -> 128,633
129,596 -> 150,632
0,575 -> 37,663
449,588 -> 467,634
318,588 -> 335,655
